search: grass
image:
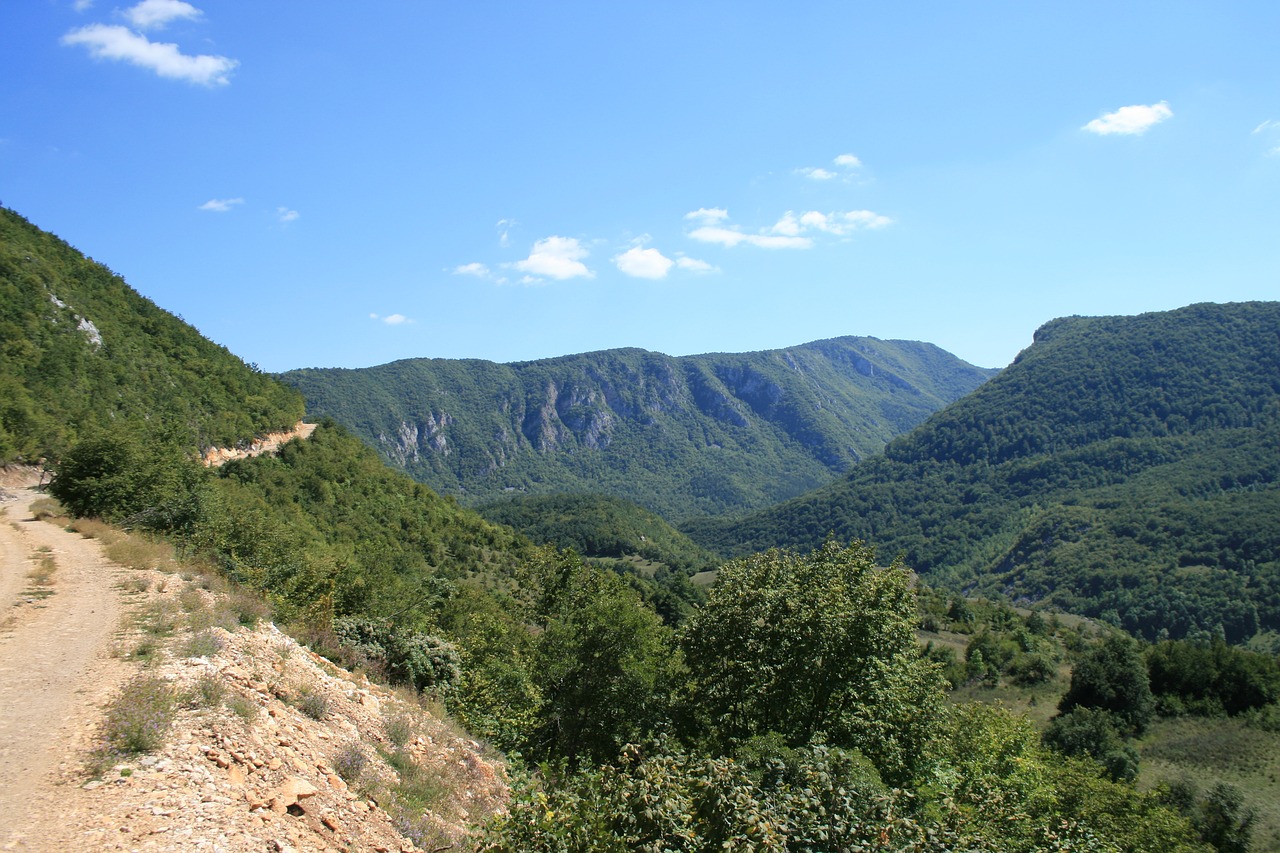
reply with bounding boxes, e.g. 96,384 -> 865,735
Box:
120,575 -> 151,594
103,533 -> 176,573
380,747 -> 457,851
188,671 -> 226,708
333,741 -> 369,785
24,548 -> 56,599
29,497 -> 64,520
294,687 -> 329,720
385,712 -> 414,748
68,517 -> 122,544
88,675 -> 177,774
1137,715 -> 1280,852
227,691 -> 259,722
134,599 -> 177,638
182,629 -> 224,659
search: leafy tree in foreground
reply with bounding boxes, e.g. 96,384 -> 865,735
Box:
528,550 -> 677,763
679,540 -> 946,785
49,421 -> 210,537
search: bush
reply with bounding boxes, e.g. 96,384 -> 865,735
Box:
93,676 -> 176,768
1044,707 -> 1139,782
333,616 -> 460,695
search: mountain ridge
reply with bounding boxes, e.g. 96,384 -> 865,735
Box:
280,336 -> 997,520
684,301 -> 1280,642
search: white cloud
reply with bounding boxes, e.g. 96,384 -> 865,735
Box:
834,153 -> 862,168
198,197 -> 242,212
675,256 -> 716,273
124,0 -> 201,30
370,313 -> 412,325
453,262 -> 490,277
684,207 -> 730,224
689,225 -> 813,250
1083,101 -> 1173,136
689,206 -> 891,250
496,218 -> 516,247
1252,120 -> 1279,135
74,0 -> 95,11
799,167 -> 836,180
276,207 -> 299,223
512,236 -> 593,280
61,23 -> 237,86
794,209 -> 893,234
614,246 -> 674,279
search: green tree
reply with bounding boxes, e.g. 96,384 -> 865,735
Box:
1058,634 -> 1155,735
49,422 -> 209,537
529,550 -> 676,763
679,540 -> 946,784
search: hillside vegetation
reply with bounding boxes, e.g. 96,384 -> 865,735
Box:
0,207 -> 304,461
12,208 -> 1276,850
280,337 -> 996,520
686,302 -> 1280,644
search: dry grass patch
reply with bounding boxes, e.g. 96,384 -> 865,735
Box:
26,547 -> 56,596
29,497 -> 64,520
68,517 -> 122,544
104,534 -> 178,573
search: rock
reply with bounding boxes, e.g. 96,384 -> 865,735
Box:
270,776 -> 320,812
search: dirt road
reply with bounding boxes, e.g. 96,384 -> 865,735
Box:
0,488 -> 128,850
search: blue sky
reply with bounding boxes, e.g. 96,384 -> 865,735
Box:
3,1 -> 1279,372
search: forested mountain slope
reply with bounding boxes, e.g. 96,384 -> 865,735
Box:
685,302 -> 1280,643
0,207 -> 304,461
280,338 -> 997,520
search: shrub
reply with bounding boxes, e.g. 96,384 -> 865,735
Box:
385,712 -> 414,748
332,742 -> 368,784
333,616 -> 461,694
183,630 -> 224,659
189,671 -> 225,708
93,676 -> 176,768
296,688 -> 328,720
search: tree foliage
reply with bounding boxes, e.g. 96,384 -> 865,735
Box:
0,207 -> 303,462
680,540 -> 946,784
1058,634 -> 1155,735
688,302 -> 1280,643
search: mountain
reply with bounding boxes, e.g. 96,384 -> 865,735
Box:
279,339 -> 997,520
684,302 -> 1280,643
0,207 -> 304,461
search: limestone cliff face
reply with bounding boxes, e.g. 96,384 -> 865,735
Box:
281,337 -> 999,519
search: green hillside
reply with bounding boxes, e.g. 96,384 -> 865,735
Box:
0,207 -> 304,461
686,302 -> 1280,643
280,338 -> 996,520
476,493 -> 717,573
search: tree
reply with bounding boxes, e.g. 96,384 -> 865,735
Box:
1058,633 -> 1155,734
528,549 -> 676,763
49,421 -> 209,537
679,540 -> 946,784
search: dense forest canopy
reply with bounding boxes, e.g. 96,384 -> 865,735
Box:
687,302 -> 1280,643
0,207 -> 304,461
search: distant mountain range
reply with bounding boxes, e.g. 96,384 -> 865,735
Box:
280,339 -> 997,520
685,302 -> 1280,643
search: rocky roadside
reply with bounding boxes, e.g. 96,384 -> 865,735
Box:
3,494 -> 507,853
44,620 -> 508,852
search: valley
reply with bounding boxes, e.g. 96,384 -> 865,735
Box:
2,205 -> 1279,850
